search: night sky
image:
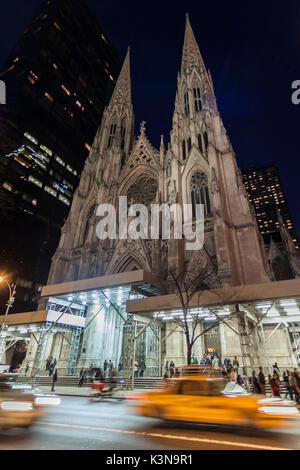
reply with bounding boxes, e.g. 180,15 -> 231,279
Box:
0,0 -> 299,234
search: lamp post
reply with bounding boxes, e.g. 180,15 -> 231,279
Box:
0,277 -> 16,363
0,277 -> 16,329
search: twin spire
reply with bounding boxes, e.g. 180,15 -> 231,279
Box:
108,16 -> 207,109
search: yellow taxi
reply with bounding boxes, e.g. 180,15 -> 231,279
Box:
132,372 -> 300,430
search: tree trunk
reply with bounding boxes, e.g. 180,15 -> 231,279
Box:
186,341 -> 192,365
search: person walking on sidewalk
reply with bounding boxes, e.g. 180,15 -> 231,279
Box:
51,369 -> 58,392
258,367 -> 266,395
270,374 -> 281,397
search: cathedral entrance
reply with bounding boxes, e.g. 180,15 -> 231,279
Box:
203,324 -> 221,359
121,318 -> 160,378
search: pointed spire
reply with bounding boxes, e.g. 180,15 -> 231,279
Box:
109,47 -> 132,108
181,15 -> 207,75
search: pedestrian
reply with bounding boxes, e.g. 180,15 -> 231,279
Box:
118,357 -> 123,372
165,361 -> 169,372
229,367 -> 235,382
139,358 -> 146,377
213,355 -> 219,370
25,363 -> 29,376
46,356 -> 52,371
236,375 -> 244,387
134,361 -> 139,378
233,356 -> 239,376
51,369 -> 58,392
290,371 -> 300,404
104,359 -> 108,372
251,370 -> 261,394
283,370 -> 293,400
194,358 -> 199,365
170,361 -> 175,378
258,367 -> 266,395
273,362 -> 280,375
270,374 -> 281,397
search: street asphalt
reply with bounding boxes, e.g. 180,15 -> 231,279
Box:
0,396 -> 300,450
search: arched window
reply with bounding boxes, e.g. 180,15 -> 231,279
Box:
190,171 -> 211,218
187,137 -> 191,153
182,140 -> 186,160
193,87 -> 202,112
83,204 -> 96,243
121,123 -> 126,150
203,131 -> 209,150
198,134 -> 203,153
107,123 -> 116,148
184,91 -> 190,116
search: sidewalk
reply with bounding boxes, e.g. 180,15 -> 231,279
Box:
36,385 -> 150,399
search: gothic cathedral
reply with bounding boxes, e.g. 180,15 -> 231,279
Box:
47,16 -> 271,291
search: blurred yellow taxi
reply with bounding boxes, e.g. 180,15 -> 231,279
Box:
132,374 -> 300,430
0,373 -> 61,431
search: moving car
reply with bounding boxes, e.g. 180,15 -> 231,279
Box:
0,373 -> 61,430
132,375 -> 300,430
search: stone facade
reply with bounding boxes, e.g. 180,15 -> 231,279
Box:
37,17 -> 289,375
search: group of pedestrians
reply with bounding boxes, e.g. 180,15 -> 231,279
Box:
249,364 -> 300,403
134,358 -> 146,377
164,361 -> 180,378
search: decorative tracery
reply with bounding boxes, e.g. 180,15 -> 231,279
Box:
190,171 -> 211,217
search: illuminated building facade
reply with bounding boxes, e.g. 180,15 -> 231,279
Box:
0,0 -> 122,312
242,166 -> 300,281
3,16 -> 300,379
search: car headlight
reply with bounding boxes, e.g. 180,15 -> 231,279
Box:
1,401 -> 33,411
258,406 -> 299,416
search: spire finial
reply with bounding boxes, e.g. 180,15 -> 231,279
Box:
140,121 -> 146,135
108,47 -> 132,108
181,14 -> 207,75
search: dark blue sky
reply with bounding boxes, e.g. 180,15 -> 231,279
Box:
0,0 -> 299,234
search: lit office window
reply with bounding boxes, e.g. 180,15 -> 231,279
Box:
40,144 -> 52,156
28,175 -> 42,188
44,186 -> 57,197
24,132 -> 38,145
59,195 -> 70,206
55,155 -> 66,167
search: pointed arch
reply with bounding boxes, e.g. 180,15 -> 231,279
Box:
189,169 -> 211,218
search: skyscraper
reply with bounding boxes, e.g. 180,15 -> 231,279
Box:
0,0 -> 122,312
242,166 -> 299,249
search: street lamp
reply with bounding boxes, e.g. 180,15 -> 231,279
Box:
0,277 -> 16,331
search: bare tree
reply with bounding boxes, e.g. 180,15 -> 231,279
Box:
166,255 -> 221,365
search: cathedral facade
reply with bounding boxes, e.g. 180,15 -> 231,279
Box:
48,16 -> 271,290
24,17 -> 300,377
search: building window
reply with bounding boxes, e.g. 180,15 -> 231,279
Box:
45,186 -> 58,197
28,175 -> 42,188
45,92 -> 54,102
28,71 -> 38,85
193,87 -> 202,112
67,164 -> 77,176
121,124 -> 126,150
203,132 -> 209,150
55,155 -> 65,166
184,92 -> 190,116
182,140 -> 186,161
187,138 -> 192,153
61,84 -> 71,96
59,195 -> 70,206
40,144 -> 52,156
24,132 -> 38,145
198,134 -> 203,153
107,123 -> 116,148
190,171 -> 211,217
